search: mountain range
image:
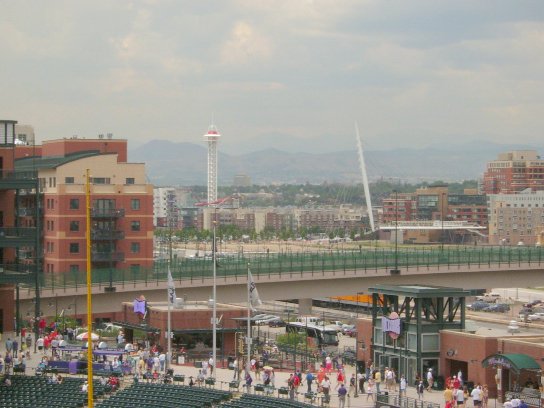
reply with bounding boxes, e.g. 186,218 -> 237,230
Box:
129,140 -> 544,186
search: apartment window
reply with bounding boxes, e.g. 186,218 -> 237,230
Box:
126,178 -> 135,185
70,265 -> 79,273
65,177 -> 75,184
70,198 -> 79,210
70,221 -> 79,232
92,177 -> 110,184
131,242 -> 141,253
69,243 -> 79,253
131,221 -> 141,231
131,199 -> 140,210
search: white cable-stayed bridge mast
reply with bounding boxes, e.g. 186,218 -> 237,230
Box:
355,122 -> 375,232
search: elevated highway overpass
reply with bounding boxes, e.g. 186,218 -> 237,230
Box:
18,246 -> 544,315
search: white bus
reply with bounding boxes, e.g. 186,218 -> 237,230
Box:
285,321 -> 339,351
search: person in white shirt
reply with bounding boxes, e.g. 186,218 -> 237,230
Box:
81,381 -> 88,392
471,385 -> 482,406
426,369 -> 434,391
159,353 -> 166,372
399,375 -> 407,397
208,356 -> 214,376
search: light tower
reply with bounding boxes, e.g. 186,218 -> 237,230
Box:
203,124 -> 221,204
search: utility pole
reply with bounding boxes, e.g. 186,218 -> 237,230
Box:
391,190 -> 400,275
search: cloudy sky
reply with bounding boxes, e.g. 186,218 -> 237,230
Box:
1,1 -> 543,154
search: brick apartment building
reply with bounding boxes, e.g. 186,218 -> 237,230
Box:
0,120 -> 153,331
483,150 -> 544,194
379,185 -> 487,243
197,205 -> 366,234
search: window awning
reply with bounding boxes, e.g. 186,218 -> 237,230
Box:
482,353 -> 541,373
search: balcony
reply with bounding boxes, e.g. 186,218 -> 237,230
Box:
0,170 -> 38,190
16,207 -> 43,217
0,227 -> 37,247
91,229 -> 125,241
0,264 -> 35,284
90,208 -> 125,218
91,251 -> 125,262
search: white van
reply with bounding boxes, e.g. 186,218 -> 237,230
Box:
296,316 -> 322,325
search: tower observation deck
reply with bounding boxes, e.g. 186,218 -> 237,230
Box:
203,124 -> 220,204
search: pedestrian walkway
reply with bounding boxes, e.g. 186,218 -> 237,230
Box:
0,331 -> 504,408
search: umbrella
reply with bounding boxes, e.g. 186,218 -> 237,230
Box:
263,366 -> 274,371
76,332 -> 100,341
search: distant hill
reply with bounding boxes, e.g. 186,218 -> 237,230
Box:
129,140 -> 543,186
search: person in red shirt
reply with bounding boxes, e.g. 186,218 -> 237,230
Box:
453,376 -> 461,390
336,369 -> 345,390
38,318 -> 46,335
292,373 -> 300,388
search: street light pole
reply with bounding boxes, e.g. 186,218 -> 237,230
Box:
212,212 -> 217,378
441,192 -> 445,251
391,190 -> 400,275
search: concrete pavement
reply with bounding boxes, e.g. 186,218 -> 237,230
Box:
0,331 -> 504,408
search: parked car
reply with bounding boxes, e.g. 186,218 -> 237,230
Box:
523,300 -> 542,308
341,324 -> 355,335
527,312 -> 544,322
467,301 -> 489,311
476,293 -> 501,303
483,303 -> 510,313
329,321 -> 344,332
344,328 -> 357,337
254,314 -> 280,325
268,319 -> 286,328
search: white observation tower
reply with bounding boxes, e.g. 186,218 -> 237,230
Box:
203,124 -> 221,204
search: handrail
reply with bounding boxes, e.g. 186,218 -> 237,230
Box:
26,245 -> 544,291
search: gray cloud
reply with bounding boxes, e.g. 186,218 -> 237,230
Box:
1,0 -> 543,154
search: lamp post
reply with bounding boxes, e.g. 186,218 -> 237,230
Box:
212,213 -> 217,378
391,190 -> 400,275
441,192 -> 446,250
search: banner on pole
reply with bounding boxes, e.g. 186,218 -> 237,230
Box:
167,267 -> 176,305
248,269 -> 262,311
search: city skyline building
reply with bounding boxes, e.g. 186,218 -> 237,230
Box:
483,150 -> 544,194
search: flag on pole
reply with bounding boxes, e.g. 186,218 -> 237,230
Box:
248,269 -> 262,311
167,267 -> 176,305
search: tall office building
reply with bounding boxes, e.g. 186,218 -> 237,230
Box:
487,190 -> 544,245
203,124 -> 220,204
483,150 -> 544,194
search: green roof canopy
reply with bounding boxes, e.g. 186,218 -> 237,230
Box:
481,353 -> 541,373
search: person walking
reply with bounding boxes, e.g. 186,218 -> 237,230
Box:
471,384 -> 483,407
338,383 -> 348,408
417,380 -> 425,399
357,370 -> 366,394
287,374 -> 296,401
232,358 -> 238,380
366,378 -> 375,402
349,373 -> 356,396
374,369 -> 382,394
306,370 -> 314,393
12,339 -> 18,358
399,374 -> 407,397
426,368 -> 434,391
455,385 -> 465,408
